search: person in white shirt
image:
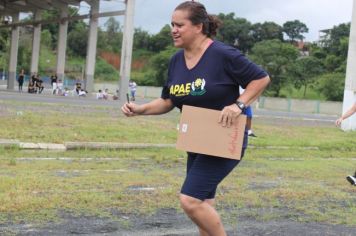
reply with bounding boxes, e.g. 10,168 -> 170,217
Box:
129,80 -> 137,101
78,89 -> 87,97
57,79 -> 63,95
96,89 -> 104,99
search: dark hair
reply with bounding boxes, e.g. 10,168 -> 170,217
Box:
175,1 -> 222,37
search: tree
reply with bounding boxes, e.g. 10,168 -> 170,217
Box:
150,46 -> 178,86
324,54 -> 342,72
41,29 -> 52,49
283,20 -> 309,42
250,39 -> 299,97
251,21 -> 283,42
314,23 -> 349,78
103,17 -> 123,53
17,28 -> 33,71
216,13 -> 254,53
288,56 -> 324,98
322,23 -> 350,55
316,73 -> 345,101
67,22 -> 88,57
105,17 -> 121,38
149,25 -> 172,52
41,7 -> 83,50
0,28 -> 10,70
133,28 -> 152,50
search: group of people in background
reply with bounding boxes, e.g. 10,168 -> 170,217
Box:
95,80 -> 137,101
17,69 -> 44,94
17,69 -> 60,95
28,72 -> 44,94
17,69 -> 139,102
17,69 -> 89,97
96,88 -> 110,100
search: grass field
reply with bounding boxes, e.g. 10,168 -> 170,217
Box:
0,99 -> 355,229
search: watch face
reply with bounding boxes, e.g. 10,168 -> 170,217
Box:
236,101 -> 245,111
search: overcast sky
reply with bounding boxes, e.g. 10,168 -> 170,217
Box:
88,0 -> 354,42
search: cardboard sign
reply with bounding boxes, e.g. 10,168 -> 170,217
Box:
176,105 -> 247,160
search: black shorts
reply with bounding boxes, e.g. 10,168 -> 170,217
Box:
180,149 -> 245,201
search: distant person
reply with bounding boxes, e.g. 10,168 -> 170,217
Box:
129,80 -> 137,101
31,73 -> 39,93
27,80 -> 36,93
103,88 -> 109,100
62,88 -> 69,96
121,1 -> 270,235
17,69 -> 25,92
112,89 -> 119,100
78,89 -> 87,97
75,82 -> 82,95
57,79 -> 63,95
36,75 -> 44,94
50,74 -> 58,94
335,102 -> 356,186
245,106 -> 256,137
96,89 -> 104,99
240,87 -> 257,137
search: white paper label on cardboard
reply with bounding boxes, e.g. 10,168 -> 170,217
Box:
181,123 -> 188,133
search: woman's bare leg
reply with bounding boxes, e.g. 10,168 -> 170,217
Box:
198,198 -> 216,236
180,194 -> 226,236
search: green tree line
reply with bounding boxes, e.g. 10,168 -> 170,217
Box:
0,10 -> 350,101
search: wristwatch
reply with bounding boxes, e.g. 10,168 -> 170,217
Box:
235,100 -> 246,112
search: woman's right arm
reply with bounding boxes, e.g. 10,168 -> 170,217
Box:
121,98 -> 174,117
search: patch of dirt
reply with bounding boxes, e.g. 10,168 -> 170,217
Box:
1,208 -> 355,236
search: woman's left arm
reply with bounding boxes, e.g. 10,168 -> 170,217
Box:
219,76 -> 270,127
237,76 -> 270,106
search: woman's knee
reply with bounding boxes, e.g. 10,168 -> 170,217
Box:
179,194 -> 202,215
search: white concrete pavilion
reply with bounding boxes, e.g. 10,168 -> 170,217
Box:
342,0 -> 356,130
0,0 -> 135,101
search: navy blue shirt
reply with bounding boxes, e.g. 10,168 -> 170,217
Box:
161,40 -> 268,111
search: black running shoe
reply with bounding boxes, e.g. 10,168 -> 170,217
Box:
346,175 -> 356,185
248,132 -> 257,137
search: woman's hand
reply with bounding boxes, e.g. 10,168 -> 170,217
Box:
218,104 -> 242,127
121,98 -> 174,117
121,102 -> 143,117
335,117 -> 343,126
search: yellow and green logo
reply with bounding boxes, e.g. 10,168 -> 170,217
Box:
190,78 -> 206,96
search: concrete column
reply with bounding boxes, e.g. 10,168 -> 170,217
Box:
30,10 -> 42,75
342,0 -> 356,131
8,13 -> 20,90
118,0 -> 136,102
84,1 -> 99,92
56,6 -> 68,82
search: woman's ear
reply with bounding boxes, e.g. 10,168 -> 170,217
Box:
195,23 -> 203,35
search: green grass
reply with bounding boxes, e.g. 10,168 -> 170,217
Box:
279,85 -> 325,100
0,100 -> 179,144
0,99 -> 355,226
0,148 -> 355,225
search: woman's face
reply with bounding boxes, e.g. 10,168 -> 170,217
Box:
171,9 -> 202,48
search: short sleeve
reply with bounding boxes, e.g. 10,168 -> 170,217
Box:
161,83 -> 170,99
224,48 -> 268,89
161,54 -> 177,99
